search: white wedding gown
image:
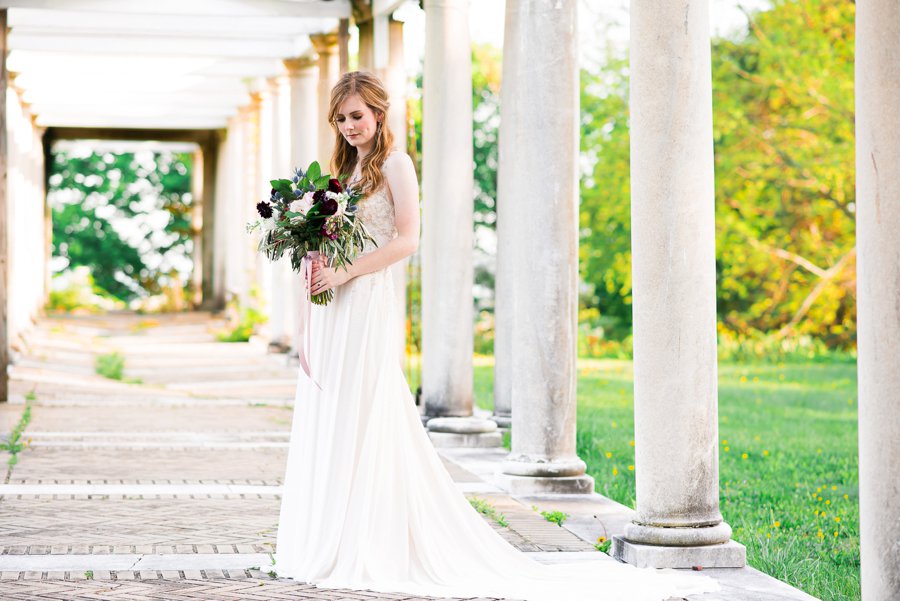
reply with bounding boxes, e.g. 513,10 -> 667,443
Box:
275,171 -> 720,600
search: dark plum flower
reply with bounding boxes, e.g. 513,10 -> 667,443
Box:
256,201 -> 273,219
328,178 -> 342,193
313,189 -> 327,204
320,198 -> 339,215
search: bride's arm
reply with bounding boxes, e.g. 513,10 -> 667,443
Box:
311,152 -> 420,291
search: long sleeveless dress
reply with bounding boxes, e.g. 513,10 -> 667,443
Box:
274,159 -> 720,600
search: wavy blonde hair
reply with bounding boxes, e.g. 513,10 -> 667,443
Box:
328,71 -> 395,194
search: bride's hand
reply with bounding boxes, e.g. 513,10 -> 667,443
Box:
310,260 -> 350,295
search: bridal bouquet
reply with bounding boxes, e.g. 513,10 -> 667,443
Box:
247,160 -> 375,306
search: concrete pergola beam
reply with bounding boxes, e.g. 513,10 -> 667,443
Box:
8,31 -> 313,59
8,7 -> 337,36
0,0 -> 351,19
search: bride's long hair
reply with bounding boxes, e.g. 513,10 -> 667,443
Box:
328,71 -> 395,194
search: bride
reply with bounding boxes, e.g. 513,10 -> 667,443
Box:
274,71 -> 719,601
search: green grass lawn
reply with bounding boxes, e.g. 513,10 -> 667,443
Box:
469,358 -> 860,601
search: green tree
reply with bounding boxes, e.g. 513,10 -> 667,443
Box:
712,0 -> 855,348
578,0 -> 856,349
49,150 -> 194,301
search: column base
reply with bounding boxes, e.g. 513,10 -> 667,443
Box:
428,431 -> 504,448
426,416 -> 503,448
612,537 -> 746,569
490,414 -> 511,428
494,472 -> 595,495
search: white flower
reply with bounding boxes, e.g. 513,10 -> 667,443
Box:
260,217 -> 275,231
290,192 -> 314,216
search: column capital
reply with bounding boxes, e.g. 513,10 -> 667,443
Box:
283,55 -> 318,76
310,32 -> 339,55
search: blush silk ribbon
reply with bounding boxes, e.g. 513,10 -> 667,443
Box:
298,252 -> 323,390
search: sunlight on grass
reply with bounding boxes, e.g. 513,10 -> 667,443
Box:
473,358 -> 860,601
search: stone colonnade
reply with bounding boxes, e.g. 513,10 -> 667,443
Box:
856,1 -> 900,599
2,84 -> 47,377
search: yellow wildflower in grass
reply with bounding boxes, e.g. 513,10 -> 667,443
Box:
814,509 -> 820,516
629,440 -> 634,447
831,485 -> 837,491
843,494 -> 849,500
834,531 -> 839,537
724,446 -> 730,452
816,487 -> 822,493
766,532 -> 771,538
628,465 -> 634,471
742,453 -> 749,459
817,530 -> 825,540
612,467 -> 619,476
818,496 -> 823,501
596,536 -> 607,543
763,450 -> 770,457
753,376 -> 759,383
834,517 -> 841,523
722,439 -> 728,445
774,521 -> 781,528
825,500 -> 831,505
605,452 -> 612,459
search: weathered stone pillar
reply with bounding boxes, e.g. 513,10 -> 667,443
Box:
857,2 -> 900,598
284,56 -> 319,353
0,9 -> 8,404
266,76 -> 293,350
386,16 -> 409,366
492,0 -> 590,493
612,0 -> 744,568
310,33 -> 340,168
490,0 -> 521,430
254,82 -> 275,338
421,0 -> 498,446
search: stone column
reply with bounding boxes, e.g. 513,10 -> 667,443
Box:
386,16 -> 409,366
267,76 -> 293,350
253,83 -> 275,339
857,2 -> 900,598
421,0 -> 498,446
0,9 -> 8,404
611,0 -> 744,568
490,0 -> 521,431
310,33 -> 340,169
492,0 -> 590,493
284,56 -> 320,353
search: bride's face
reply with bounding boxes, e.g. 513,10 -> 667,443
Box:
335,94 -> 380,151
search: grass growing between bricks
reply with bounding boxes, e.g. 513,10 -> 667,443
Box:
1,400 -> 33,476
474,359 -> 860,601
468,496 -> 509,527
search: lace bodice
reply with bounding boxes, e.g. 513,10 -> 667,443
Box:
354,181 -> 398,255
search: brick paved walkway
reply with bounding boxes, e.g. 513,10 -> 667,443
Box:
0,313 -> 596,601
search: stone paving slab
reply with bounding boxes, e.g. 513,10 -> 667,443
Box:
0,575 -> 511,601
9,447 -> 288,481
0,497 -> 280,553
18,405 -> 292,431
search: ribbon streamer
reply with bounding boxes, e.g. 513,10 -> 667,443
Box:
297,252 -> 323,390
